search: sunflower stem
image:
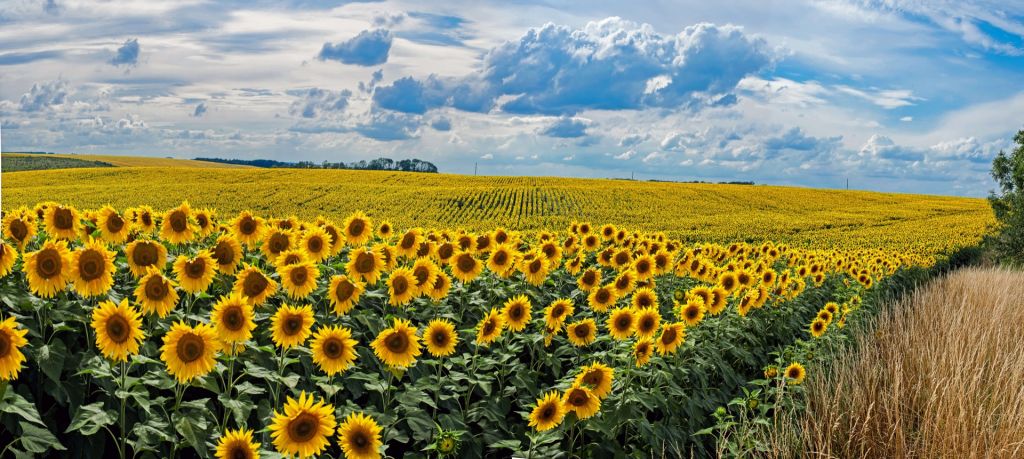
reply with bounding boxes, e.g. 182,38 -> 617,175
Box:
220,346 -> 237,431
431,359 -> 444,419
272,346 -> 288,408
381,370 -> 395,442
118,360 -> 127,459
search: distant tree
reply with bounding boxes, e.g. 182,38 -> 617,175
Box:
988,129 -> 1024,263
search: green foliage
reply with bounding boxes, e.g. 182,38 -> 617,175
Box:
2,155 -> 113,172
988,129 -> 1024,263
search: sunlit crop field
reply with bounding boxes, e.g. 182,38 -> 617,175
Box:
0,202 -> 933,457
2,166 -> 992,256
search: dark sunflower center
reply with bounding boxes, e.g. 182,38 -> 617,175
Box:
437,243 -> 453,259
351,430 -> 369,449
348,219 -> 365,237
133,242 -> 159,266
283,315 -> 303,336
289,267 -> 308,286
482,319 -> 496,335
307,237 -> 323,253
141,213 -> 153,226
9,219 -> 28,241
391,276 -> 409,295
145,275 -> 168,300
584,371 -> 602,386
379,224 -> 390,235
596,289 -> 610,303
552,305 -> 565,318
185,258 -> 206,279
476,235 -> 490,250
637,260 -> 650,273
239,217 -> 256,235
213,242 -> 235,265
456,255 -> 475,273
169,211 -> 187,233
223,306 -> 244,331
637,343 -> 650,355
787,368 -> 800,378
582,271 -> 596,284
458,237 -> 472,251
616,277 -> 630,290
639,317 -> 655,332
196,214 -> 208,228
529,259 -> 542,274
615,316 -> 631,330
385,331 -> 409,353
615,253 -> 629,265
495,231 -> 507,243
723,277 -> 735,289
287,413 -> 319,443
243,272 -> 268,297
355,253 -> 376,274
685,307 -> 699,320
323,337 -> 344,358
79,249 -> 105,281
431,330 -> 449,347
540,404 -> 555,420
400,234 -> 416,249
282,254 -> 301,265
334,280 -> 355,303
509,304 -> 524,321
176,333 -> 205,363
229,444 -> 251,459
568,390 -> 587,406
637,295 -> 652,308
268,233 -> 289,254
662,327 -> 677,344
0,332 -> 10,358
105,315 -> 131,343
36,248 -> 62,278
413,267 -> 430,286
324,226 -> 339,245
278,220 -> 293,230
574,325 -> 590,338
54,208 -> 74,230
106,213 -> 125,233
813,322 -> 824,332
416,243 -> 431,258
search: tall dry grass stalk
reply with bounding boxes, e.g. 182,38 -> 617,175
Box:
774,267 -> 1024,458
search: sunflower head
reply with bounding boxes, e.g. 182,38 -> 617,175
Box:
215,428 -> 260,459
0,317 -> 30,380
566,319 -> 596,347
299,226 -> 332,263
70,240 -> 116,298
424,319 -> 458,357
233,264 -> 278,306
577,268 -> 600,292
680,299 -> 706,327
211,235 -> 243,275
160,202 -> 195,244
487,244 -> 517,277
232,211 -> 265,245
0,243 -> 16,278
270,391 -> 337,458
328,274 -> 365,315
25,239 -> 72,298
587,284 -> 618,312
173,250 -> 217,294
271,304 -> 315,349
160,321 -> 219,382
135,269 -> 179,317
371,318 -> 421,367
346,247 -> 385,285
633,339 -> 654,367
338,412 -> 382,459
562,384 -> 601,419
279,262 -> 320,300
451,251 -> 483,283
528,391 -> 566,432
96,205 -> 130,243
655,323 -> 686,355
607,307 -> 635,340
261,229 -> 294,261
386,268 -> 416,306
809,318 -> 828,338
785,362 -> 806,385
475,308 -> 504,346
634,307 -> 661,340
502,295 -> 532,332
544,299 -> 574,331
377,221 -> 394,240
211,293 -> 257,346
311,325 -> 358,376
425,272 -> 452,301
44,204 -> 81,240
575,362 -> 614,399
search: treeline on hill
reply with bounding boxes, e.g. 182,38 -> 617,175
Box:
195,156 -> 438,173
987,128 -> 1024,264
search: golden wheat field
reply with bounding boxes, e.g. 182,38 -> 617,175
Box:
1,164 -> 991,256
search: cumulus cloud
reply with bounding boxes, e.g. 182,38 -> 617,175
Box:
614,150 -> 637,160
318,29 -> 393,66
539,117 -> 590,138
18,79 -> 70,112
618,133 -> 649,147
353,110 -> 420,141
287,88 -> 352,118
110,38 -> 140,67
371,18 -> 775,116
858,134 -> 924,161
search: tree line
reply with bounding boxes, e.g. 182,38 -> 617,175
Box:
194,157 -> 439,173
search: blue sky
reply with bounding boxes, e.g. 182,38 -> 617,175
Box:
1,0 -> 1023,196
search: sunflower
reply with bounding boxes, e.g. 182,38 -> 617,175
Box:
435,242 -> 456,265
346,247 -> 385,285
517,254 -> 549,286
298,226 -> 331,263
396,229 -> 423,258
386,268 -> 416,307
371,318 -> 421,367
425,271 -> 452,301
193,208 -> 217,237
718,272 -> 739,293
606,307 -> 635,340
94,205 -> 129,243
160,321 -> 218,382
269,391 -> 337,458
271,304 -> 315,349
575,363 -> 614,399
160,202 -> 195,244
211,234 -> 243,275
809,318 -> 827,338
502,295 -> 532,332
231,211 -> 265,246
328,275 -> 365,315
338,412 -> 382,459
612,270 -> 637,295
587,284 -> 618,313
631,287 -> 658,310
70,240 -> 116,297
90,299 -> 145,362
679,300 -> 705,327
0,243 -> 16,278
215,428 -> 260,459
0,317 -> 29,380
409,258 -> 439,297
564,255 -> 584,276
210,294 -> 257,345
44,204 -> 81,240
475,308 -> 504,345
577,268 -> 601,292
279,262 -> 320,300
450,251 -> 483,283
562,385 -> 601,419
634,307 -> 661,340
707,287 -> 729,315
785,362 -> 806,385
528,391 -> 566,432
130,205 -> 156,233
233,264 -> 278,306
816,310 -> 833,324
261,229 -> 294,262
374,243 -> 398,271
173,250 -> 217,294
655,322 -> 686,355
424,319 -> 458,357
311,325 -> 358,375
544,299 -> 574,331
124,239 -> 166,277
24,240 -> 71,298
342,211 -> 373,246
486,244 -> 517,277
566,319 -> 597,347
377,221 -> 394,240
2,209 -> 36,250
134,269 -> 179,317
633,339 -> 654,367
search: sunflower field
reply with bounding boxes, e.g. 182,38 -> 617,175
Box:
0,201 -> 939,458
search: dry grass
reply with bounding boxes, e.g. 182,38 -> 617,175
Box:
775,268 -> 1024,458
